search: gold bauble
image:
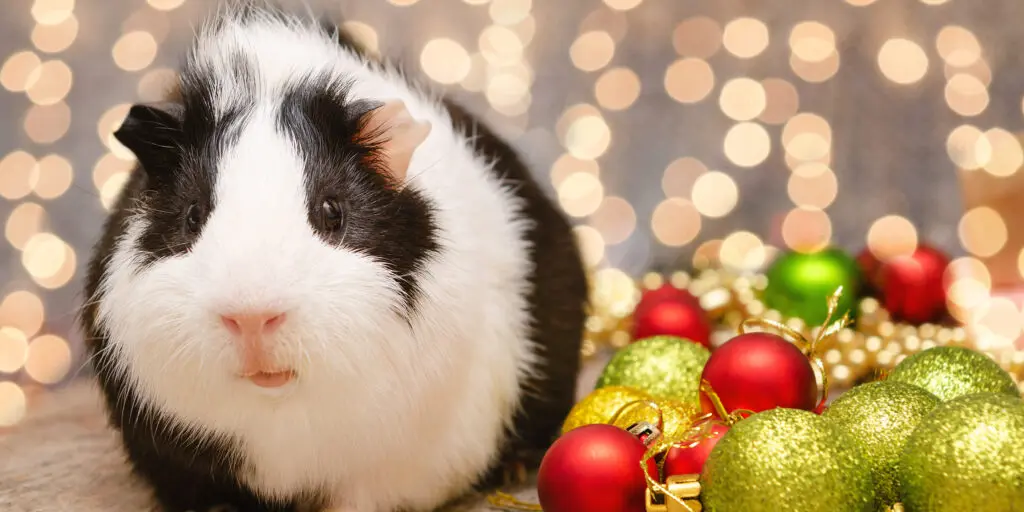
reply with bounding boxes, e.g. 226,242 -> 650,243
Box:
821,381 -> 941,506
609,398 -> 701,448
561,386 -> 651,435
560,385 -> 701,446
898,392 -> 1024,511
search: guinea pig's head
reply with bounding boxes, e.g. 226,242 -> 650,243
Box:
96,61 -> 440,420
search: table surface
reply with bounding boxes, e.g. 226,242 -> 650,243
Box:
0,354 -> 613,512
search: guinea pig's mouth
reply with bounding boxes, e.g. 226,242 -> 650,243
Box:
238,369 -> 296,388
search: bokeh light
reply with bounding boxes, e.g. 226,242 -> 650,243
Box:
25,334 -> 72,384
760,78 -> 800,124
0,381 -> 27,427
1,51 -> 43,92
421,38 -> 471,84
692,171 -> 739,218
0,328 -> 29,374
31,15 -> 78,53
878,38 -> 929,85
571,31 -> 615,72
595,67 -> 641,111
652,198 -> 701,247
673,17 -> 722,58
782,207 -> 832,252
867,215 -> 919,260
719,78 -> 766,121
662,157 -> 707,198
112,31 -> 158,72
723,122 -> 771,167
665,58 -> 714,104
945,73 -> 989,117
959,207 -> 1007,258
722,18 -> 769,59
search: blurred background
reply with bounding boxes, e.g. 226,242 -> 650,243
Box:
1,0 -> 1023,428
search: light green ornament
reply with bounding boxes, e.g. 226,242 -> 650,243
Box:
700,408 -> 877,512
898,392 -> 1024,511
595,335 -> 710,407
886,346 -> 1019,401
821,381 -> 941,507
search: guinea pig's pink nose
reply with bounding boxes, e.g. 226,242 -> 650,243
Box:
220,311 -> 287,337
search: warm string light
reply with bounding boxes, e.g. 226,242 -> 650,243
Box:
0,0 -> 1021,430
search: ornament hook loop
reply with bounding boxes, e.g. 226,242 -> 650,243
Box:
609,399 -> 666,437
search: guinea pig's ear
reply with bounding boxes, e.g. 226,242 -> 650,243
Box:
113,102 -> 185,173
355,99 -> 432,184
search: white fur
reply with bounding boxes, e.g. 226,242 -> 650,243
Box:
95,8 -> 538,512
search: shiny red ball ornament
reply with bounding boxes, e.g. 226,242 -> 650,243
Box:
537,424 -> 657,512
699,332 -> 819,418
877,244 -> 950,324
631,284 -> 711,348
662,422 -> 730,477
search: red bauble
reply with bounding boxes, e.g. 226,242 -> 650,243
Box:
699,332 -> 819,417
537,424 -> 657,512
631,284 -> 711,347
662,422 -> 730,477
878,244 -> 950,324
856,248 -> 883,292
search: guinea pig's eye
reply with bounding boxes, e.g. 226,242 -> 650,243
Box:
184,203 -> 204,234
320,198 -> 345,232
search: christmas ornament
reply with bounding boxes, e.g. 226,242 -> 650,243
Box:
699,287 -> 851,417
898,392 -> 1024,511
699,331 -> 819,416
762,247 -> 861,325
536,423 -> 658,512
561,385 -> 652,435
631,284 -> 711,348
886,346 -> 1019,401
821,380 -> 941,506
609,398 -> 701,451
877,244 -> 949,324
595,335 -> 711,406
662,421 -> 729,478
855,248 -> 882,293
700,408 -> 877,512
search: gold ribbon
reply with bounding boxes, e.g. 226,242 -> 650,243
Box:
486,492 -> 543,511
737,286 -> 851,410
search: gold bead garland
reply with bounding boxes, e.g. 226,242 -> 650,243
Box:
582,266 -> 1024,390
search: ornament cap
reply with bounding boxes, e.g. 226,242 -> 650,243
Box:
627,421 -> 663,447
644,474 -> 702,512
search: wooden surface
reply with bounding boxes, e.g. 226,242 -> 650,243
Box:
0,356 -> 606,511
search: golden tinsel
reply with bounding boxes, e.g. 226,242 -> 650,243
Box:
581,266 -> 1024,391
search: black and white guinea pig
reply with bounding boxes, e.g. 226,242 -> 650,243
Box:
80,2 -> 588,511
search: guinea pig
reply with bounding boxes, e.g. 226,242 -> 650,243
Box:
79,2 -> 588,511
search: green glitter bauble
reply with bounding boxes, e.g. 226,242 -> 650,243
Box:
700,408 -> 877,512
898,392 -> 1024,511
763,247 -> 861,326
595,335 -> 710,406
822,381 -> 941,507
886,346 -> 1019,402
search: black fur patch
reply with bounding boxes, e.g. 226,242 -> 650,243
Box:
442,98 -> 589,487
276,74 -> 440,312
116,53 -> 256,267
